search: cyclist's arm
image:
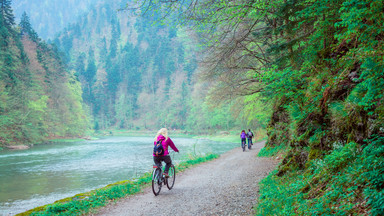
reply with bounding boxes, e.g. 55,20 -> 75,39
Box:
167,138 -> 179,152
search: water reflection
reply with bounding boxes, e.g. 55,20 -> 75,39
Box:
0,136 -> 236,215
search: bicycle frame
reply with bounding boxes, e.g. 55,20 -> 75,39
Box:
152,153 -> 176,195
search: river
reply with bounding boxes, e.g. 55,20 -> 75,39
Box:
0,136 -> 237,215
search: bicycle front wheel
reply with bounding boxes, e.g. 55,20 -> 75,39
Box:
166,165 -> 176,190
152,168 -> 162,196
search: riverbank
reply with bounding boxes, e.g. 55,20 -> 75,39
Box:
7,135 -> 271,215
2,136 -> 238,215
103,128 -> 267,145
16,153 -> 221,216
1,128 -> 266,152
1,137 -> 92,151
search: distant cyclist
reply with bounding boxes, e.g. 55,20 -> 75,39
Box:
240,130 -> 247,151
153,128 -> 179,177
247,129 -> 254,149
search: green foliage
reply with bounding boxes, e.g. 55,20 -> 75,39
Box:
19,12 -> 39,42
0,0 -> 15,30
0,3 -> 89,147
243,93 -> 272,129
52,2 -> 241,132
243,0 -> 384,213
258,144 -> 288,157
257,138 -> 384,215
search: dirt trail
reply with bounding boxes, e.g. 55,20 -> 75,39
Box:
94,141 -> 279,216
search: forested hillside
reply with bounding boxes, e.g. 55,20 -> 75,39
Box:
1,0 -> 249,147
53,0 -> 242,131
0,1 -> 88,148
133,0 -> 384,214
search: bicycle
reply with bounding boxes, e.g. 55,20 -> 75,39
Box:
151,160 -> 176,196
241,139 -> 246,152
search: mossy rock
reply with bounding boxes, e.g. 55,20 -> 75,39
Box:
308,148 -> 323,160
16,205 -> 47,216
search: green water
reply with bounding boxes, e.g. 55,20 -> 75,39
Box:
0,136 -> 237,215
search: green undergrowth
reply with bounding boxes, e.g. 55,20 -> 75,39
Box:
256,136 -> 384,215
17,153 -> 219,216
258,143 -> 289,157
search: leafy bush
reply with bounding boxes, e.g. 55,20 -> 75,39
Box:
256,137 -> 384,215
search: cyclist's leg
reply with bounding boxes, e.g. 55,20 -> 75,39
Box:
163,155 -> 172,174
154,156 -> 162,168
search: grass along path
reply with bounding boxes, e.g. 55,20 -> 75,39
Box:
95,141 -> 279,216
16,154 -> 219,216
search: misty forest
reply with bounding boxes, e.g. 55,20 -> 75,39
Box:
1,0 -> 383,215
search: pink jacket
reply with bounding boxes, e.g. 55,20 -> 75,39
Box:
153,135 -> 179,156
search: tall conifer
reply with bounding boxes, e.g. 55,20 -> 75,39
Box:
0,0 -> 15,29
19,11 -> 38,41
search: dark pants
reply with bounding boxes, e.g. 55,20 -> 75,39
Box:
247,138 -> 253,149
154,155 -> 172,174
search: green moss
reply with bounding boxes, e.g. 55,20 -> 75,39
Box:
308,148 -> 322,160
16,206 -> 47,216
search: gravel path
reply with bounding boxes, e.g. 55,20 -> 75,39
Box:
94,141 -> 279,216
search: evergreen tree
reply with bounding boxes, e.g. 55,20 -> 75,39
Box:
0,0 -> 15,30
84,58 -> 96,83
19,11 -> 38,41
0,12 -> 9,48
98,37 -> 107,64
75,53 -> 86,77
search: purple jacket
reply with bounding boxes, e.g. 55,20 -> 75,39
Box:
240,132 -> 247,139
153,135 -> 179,156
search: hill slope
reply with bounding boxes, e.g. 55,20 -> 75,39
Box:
0,5 -> 88,148
53,1 -> 240,131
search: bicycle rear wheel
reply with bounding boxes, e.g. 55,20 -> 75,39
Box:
152,168 -> 162,196
166,165 -> 176,190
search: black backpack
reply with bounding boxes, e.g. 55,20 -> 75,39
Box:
153,140 -> 165,156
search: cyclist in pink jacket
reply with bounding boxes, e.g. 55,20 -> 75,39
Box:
153,128 -> 179,177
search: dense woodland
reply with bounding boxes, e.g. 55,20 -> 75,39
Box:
52,0 -> 244,131
137,0 -> 382,214
1,0 -> 246,147
0,0 -> 88,147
